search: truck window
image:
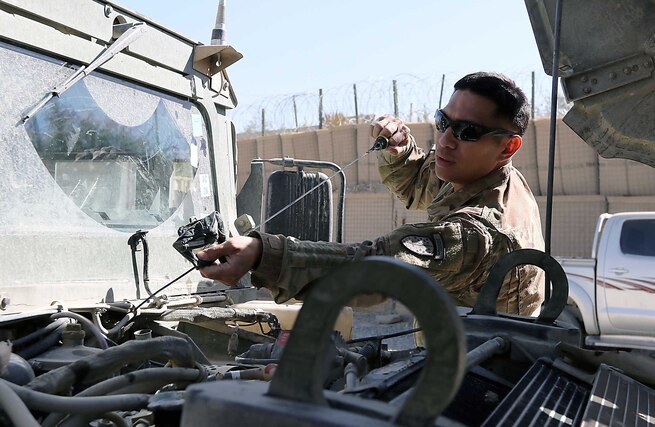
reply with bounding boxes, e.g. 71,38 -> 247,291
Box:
619,220 -> 655,257
2,41 -> 213,233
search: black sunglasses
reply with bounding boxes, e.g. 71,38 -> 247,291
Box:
434,109 -> 516,142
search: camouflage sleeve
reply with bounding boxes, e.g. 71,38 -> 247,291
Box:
249,217 -> 493,306
377,136 -> 441,210
249,231 -> 389,304
387,219 -> 493,298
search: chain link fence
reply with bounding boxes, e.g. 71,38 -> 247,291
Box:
230,69 -> 573,137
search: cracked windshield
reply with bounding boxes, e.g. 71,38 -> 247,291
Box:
7,44 -> 210,233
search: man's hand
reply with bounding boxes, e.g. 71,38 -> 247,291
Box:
197,236 -> 263,286
371,115 -> 411,155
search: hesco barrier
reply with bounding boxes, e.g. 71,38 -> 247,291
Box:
237,119 -> 655,257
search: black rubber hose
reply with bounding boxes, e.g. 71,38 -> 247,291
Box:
2,379 -> 149,414
41,367 -> 204,427
78,367 -> 204,397
15,324 -> 66,360
12,320 -> 66,348
25,336 -> 195,395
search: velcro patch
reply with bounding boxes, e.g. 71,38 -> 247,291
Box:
401,235 -> 436,258
432,233 -> 444,260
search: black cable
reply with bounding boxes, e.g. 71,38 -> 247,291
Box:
130,250 -> 141,300
133,266 -> 196,311
141,235 -> 152,296
346,327 -> 423,344
128,232 -> 144,299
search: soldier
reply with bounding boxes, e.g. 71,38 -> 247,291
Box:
198,71 -> 544,316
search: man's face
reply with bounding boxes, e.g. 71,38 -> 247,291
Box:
435,89 -> 517,189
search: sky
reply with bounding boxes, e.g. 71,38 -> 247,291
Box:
117,1 -> 552,129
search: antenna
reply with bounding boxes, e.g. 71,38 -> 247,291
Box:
211,0 -> 226,45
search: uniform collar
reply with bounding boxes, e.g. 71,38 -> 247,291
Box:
428,162 -> 513,221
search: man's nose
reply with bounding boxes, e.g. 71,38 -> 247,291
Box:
436,128 -> 458,149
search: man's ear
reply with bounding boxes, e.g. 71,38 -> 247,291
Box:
499,135 -> 522,161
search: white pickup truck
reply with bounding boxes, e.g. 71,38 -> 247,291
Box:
560,212 -> 655,350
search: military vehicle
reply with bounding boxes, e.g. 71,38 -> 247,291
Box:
1,0 -> 654,426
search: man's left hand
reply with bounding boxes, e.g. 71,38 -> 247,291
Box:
197,236 -> 263,285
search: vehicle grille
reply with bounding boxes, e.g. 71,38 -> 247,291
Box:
482,359 -> 589,426
581,364 -> 655,426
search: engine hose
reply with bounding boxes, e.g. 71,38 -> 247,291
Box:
61,411 -> 130,427
0,379 -> 41,427
106,374 -> 202,395
15,323 -> 66,360
12,319 -> 66,348
2,378 -> 149,414
25,336 -> 195,395
81,367 -> 204,396
92,311 -> 134,337
42,367 -> 204,427
51,312 -> 109,349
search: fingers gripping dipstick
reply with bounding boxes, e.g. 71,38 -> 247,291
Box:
368,135 -> 389,152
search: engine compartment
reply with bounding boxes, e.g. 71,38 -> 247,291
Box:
2,256 -> 655,426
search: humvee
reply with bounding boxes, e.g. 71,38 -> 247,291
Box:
1,1 -> 654,426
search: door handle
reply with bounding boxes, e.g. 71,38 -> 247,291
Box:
608,267 -> 629,275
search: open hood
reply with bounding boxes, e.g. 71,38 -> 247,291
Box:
525,0 -> 655,168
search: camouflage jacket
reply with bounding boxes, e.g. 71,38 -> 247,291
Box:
251,137 -> 545,316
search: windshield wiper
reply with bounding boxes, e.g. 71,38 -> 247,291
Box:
22,22 -> 147,123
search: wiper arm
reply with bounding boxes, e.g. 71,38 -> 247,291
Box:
22,22 -> 147,123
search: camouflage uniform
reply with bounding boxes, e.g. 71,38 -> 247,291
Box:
251,137 -> 544,316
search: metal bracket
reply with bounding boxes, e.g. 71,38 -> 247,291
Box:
193,44 -> 243,76
562,53 -> 654,101
267,257 -> 466,427
471,249 -> 568,325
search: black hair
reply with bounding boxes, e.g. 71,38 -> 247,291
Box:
454,72 -> 530,136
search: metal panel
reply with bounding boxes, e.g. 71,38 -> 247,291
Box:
581,364 -> 655,426
525,0 -> 654,77
2,0 -> 112,41
0,7 -> 193,97
483,359 -> 590,427
524,0 -> 655,168
1,0 -> 196,72
562,54 -> 654,102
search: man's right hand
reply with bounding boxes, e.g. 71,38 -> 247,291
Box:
197,236 -> 263,286
371,115 -> 411,155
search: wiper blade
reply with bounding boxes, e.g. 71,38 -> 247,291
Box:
22,22 -> 147,123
